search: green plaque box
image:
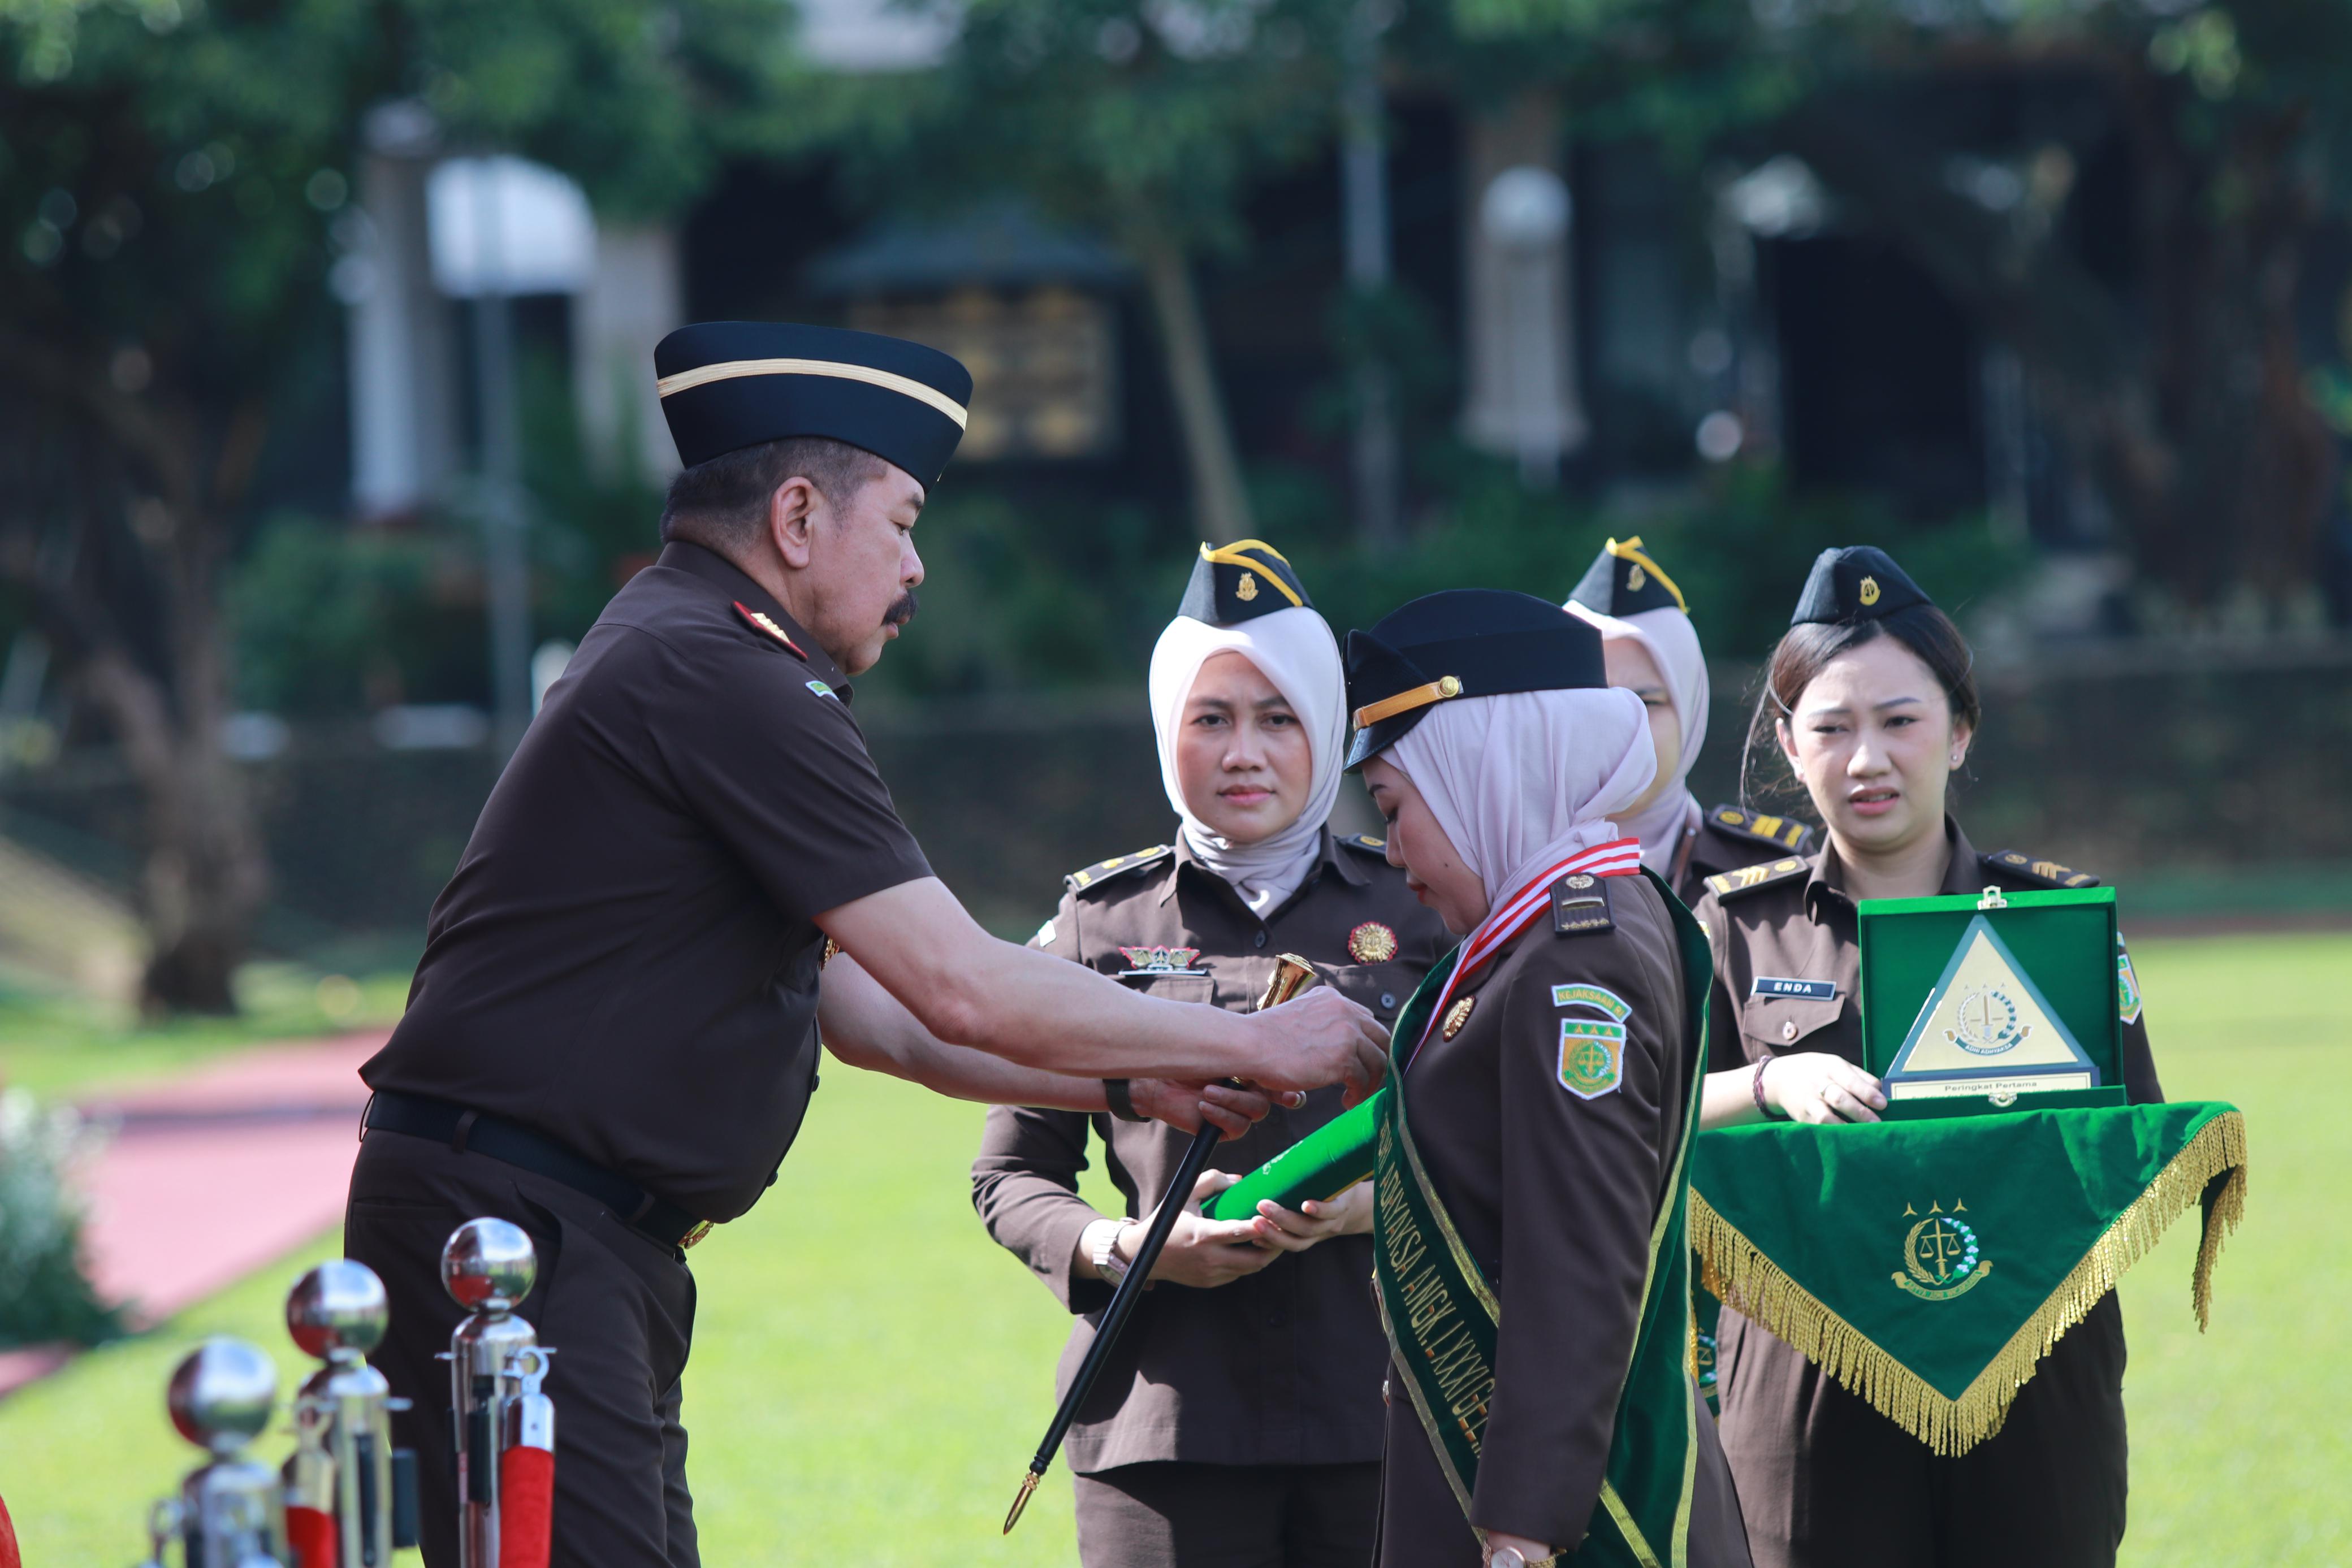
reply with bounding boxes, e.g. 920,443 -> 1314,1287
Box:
1856,885 -> 2127,1122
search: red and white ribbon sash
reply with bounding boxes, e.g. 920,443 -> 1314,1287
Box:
1403,837 -> 1640,1071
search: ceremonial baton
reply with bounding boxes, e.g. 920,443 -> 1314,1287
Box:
1004,953 -> 1318,1533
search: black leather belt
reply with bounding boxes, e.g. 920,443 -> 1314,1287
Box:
363,1090 -> 715,1251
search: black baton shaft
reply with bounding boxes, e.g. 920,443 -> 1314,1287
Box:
1005,955 -> 1318,1533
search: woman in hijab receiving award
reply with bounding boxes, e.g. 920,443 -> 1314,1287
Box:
1565,536 -> 1815,901
972,541 -> 1449,1568
1346,591 -> 1750,1568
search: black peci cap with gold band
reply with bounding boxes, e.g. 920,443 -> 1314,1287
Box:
1789,545 -> 1931,626
1178,539 -> 1313,625
1567,535 -> 1688,617
1343,590 -> 1607,770
654,321 -> 974,484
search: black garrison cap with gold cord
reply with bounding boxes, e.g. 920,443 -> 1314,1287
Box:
1342,588 -> 1608,769
654,320 -> 974,484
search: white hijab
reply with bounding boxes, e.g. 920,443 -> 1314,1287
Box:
1387,686 -> 1657,909
1147,605 -> 1346,915
1566,600 -> 1710,876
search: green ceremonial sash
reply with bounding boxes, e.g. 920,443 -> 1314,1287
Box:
1375,870 -> 1710,1566
1690,1100 -> 2249,1455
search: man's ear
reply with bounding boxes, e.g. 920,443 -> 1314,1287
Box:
766,477 -> 824,570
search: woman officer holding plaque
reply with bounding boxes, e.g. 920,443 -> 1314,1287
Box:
972,540 -> 1447,1568
1690,545 -> 2162,1568
1346,590 -> 1749,1568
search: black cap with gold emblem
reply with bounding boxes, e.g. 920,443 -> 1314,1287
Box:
1568,535 -> 1688,617
1343,590 -> 1606,770
1178,539 -> 1312,625
1789,545 -> 1931,626
655,321 -> 974,484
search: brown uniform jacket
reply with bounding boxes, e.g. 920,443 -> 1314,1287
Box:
1376,870 -> 1750,1566
972,830 -> 1449,1473
1692,818 -> 2158,1566
364,540 -> 930,1222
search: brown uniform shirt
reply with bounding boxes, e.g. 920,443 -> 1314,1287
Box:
1692,818 -> 2157,1568
363,541 -> 931,1223
971,831 -> 1448,1473
1376,871 -> 1749,1566
1675,804 -> 1819,909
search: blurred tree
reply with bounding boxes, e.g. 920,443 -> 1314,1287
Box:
0,0 -> 790,1011
1429,0 -> 2352,616
841,0 -> 1354,543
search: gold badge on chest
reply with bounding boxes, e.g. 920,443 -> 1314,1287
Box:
1442,996 -> 1476,1040
1347,921 -> 1399,964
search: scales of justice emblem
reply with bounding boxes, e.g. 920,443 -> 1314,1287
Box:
1892,1200 -> 1992,1301
1944,985 -> 2033,1056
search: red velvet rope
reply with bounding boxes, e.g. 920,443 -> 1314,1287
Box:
0,1488 -> 20,1568
285,1505 -> 337,1568
499,1445 -> 555,1568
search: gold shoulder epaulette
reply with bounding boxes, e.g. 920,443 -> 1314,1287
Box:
1066,844 -> 1174,893
1705,805 -> 1814,854
1340,833 -> 1389,854
1983,850 -> 2101,890
1704,855 -> 1810,900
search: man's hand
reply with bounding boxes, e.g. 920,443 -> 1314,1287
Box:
1236,988 -> 1391,1105
1126,1171 -> 1282,1289
1127,1078 -> 1302,1141
1244,1178 -> 1372,1252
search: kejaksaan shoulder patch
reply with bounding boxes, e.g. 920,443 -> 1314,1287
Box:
2116,937 -> 2143,1025
1558,1016 -> 1627,1099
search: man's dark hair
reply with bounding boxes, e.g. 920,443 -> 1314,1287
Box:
659,436 -> 888,555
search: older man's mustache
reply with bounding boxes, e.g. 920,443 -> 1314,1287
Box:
885,589 -> 920,628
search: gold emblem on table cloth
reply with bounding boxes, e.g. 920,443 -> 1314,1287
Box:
1892,1201 -> 1991,1300
1348,921 -> 1399,964
1117,945 -> 1209,977
1441,996 -> 1476,1039
1557,1018 -> 1627,1099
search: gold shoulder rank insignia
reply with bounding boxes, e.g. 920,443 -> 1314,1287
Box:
1983,850 -> 2102,890
1341,833 -> 1387,853
1553,872 -> 1615,936
1704,856 -> 1809,900
1705,805 -> 1814,854
1066,844 -> 1174,892
733,601 -> 807,660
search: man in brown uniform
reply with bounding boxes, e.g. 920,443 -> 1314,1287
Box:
346,323 -> 1388,1567
975,543 -> 1449,1566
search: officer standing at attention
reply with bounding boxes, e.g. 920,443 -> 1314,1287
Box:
972,542 -> 1449,1568
345,323 -> 1390,1568
1563,536 -> 1815,902
1690,546 -> 2161,1568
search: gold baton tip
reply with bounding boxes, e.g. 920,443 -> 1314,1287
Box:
1003,1469 -> 1041,1534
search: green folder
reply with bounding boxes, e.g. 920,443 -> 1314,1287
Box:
1203,1092 -> 1384,1221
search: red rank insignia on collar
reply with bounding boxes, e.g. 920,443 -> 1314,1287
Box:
734,601 -> 807,660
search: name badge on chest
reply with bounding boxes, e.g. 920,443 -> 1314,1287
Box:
1751,976 -> 1836,1001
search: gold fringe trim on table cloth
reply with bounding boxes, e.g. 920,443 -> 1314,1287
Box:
1691,1110 -> 2248,1456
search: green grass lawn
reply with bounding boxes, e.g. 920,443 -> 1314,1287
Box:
3,930 -> 2345,1564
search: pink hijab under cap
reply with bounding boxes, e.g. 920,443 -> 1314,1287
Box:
1386,686 -> 1657,911
1566,599 -> 1710,876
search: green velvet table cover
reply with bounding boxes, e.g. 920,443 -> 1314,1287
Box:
1689,1101 -> 2247,1455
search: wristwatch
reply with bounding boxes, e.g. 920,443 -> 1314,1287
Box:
1091,1218 -> 1140,1285
1103,1078 -> 1148,1122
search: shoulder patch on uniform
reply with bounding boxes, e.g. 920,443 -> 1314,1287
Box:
1558,1017 -> 1627,1099
1553,873 -> 1615,936
1030,919 -> 1058,949
1983,850 -> 2102,890
1704,856 -> 1810,901
2116,936 -> 2142,1025
1552,982 -> 1631,1021
732,601 -> 808,660
1341,833 -> 1389,854
1705,805 -> 1814,854
1066,844 -> 1174,893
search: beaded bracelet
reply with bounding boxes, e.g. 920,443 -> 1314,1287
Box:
1752,1056 -> 1782,1120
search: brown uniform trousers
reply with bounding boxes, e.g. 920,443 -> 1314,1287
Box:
1372,870 -> 1751,1568
976,830 -> 1449,1568
1694,818 -> 2161,1568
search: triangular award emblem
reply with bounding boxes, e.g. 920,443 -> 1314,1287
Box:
1885,915 -> 2099,1101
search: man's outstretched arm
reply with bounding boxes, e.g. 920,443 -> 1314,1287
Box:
815,951 -> 1283,1137
817,876 -> 1389,1101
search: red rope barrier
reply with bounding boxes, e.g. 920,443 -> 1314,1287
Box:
284,1504 -> 336,1568
498,1445 -> 555,1568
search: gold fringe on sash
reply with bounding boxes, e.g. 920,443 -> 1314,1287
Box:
1691,1110 -> 2248,1457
